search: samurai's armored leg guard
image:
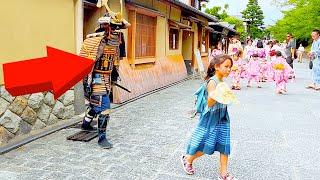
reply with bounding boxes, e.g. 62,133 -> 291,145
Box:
97,114 -> 113,149
81,108 -> 96,131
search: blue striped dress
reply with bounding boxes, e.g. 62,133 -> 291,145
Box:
311,38 -> 320,84
187,77 -> 231,155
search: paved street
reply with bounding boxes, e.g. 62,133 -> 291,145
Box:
1,62 -> 319,180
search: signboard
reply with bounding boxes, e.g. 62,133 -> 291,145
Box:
194,49 -> 205,73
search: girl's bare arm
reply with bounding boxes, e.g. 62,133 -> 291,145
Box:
207,80 -> 217,107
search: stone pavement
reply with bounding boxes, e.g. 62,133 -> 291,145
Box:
0,62 -> 319,180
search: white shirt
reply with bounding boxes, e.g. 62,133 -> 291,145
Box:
298,46 -> 305,52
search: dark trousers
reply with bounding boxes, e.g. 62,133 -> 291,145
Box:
286,56 -> 294,69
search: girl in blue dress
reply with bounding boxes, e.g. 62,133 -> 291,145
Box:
181,54 -> 237,180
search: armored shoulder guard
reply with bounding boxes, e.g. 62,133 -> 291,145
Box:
79,35 -> 104,60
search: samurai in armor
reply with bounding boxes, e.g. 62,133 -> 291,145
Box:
80,12 -> 130,149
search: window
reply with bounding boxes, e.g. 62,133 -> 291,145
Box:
169,28 -> 179,50
135,13 -> 156,58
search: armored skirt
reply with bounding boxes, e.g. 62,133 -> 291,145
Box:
186,103 -> 231,155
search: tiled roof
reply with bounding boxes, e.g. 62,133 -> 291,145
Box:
168,0 -> 218,22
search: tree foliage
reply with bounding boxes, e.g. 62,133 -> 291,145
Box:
241,0 -> 265,38
205,5 -> 228,20
205,4 -> 247,41
223,16 -> 246,41
268,0 -> 320,42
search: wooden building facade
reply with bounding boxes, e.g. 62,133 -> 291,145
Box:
83,0 -> 219,103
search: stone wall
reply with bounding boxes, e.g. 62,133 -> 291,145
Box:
0,86 -> 75,146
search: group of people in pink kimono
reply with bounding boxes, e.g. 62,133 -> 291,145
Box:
210,38 -> 294,94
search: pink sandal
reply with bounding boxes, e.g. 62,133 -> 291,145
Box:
219,173 -> 238,180
180,155 -> 195,175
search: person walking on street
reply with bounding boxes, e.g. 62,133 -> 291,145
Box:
244,39 -> 255,62
306,29 -> 320,90
297,44 -> 305,63
272,51 -> 293,94
285,33 -> 296,69
247,54 -> 262,88
181,55 -> 237,180
230,50 -> 245,90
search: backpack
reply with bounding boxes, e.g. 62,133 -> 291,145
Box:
194,77 -> 218,114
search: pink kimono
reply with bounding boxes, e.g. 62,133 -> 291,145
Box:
244,45 -> 255,60
260,58 -> 270,80
257,48 -> 266,59
209,49 -> 223,62
257,48 -> 271,81
265,47 -> 271,61
271,57 -> 293,92
246,59 -> 261,82
230,58 -> 246,84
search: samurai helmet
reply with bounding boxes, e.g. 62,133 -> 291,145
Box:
96,0 -> 130,28
97,14 -> 111,25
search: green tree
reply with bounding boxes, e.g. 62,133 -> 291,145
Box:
269,0 -> 320,42
241,0 -> 265,38
205,4 -> 247,41
224,16 -> 247,41
205,4 -> 229,20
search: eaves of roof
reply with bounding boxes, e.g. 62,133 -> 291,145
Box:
208,22 -> 237,33
166,0 -> 218,22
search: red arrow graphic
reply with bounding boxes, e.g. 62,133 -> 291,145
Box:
3,46 -> 94,99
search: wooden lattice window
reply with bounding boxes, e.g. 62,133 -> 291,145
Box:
135,13 -> 156,58
169,28 -> 179,50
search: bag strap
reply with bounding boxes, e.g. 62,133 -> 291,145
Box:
206,76 -> 219,85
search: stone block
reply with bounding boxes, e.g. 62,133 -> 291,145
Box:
44,92 -> 55,107
28,93 -> 44,110
58,94 -> 65,102
0,110 -> 22,134
37,103 -> 51,121
0,98 -> 10,116
0,86 -> 14,102
22,94 -> 31,99
62,90 -> 74,106
32,119 -> 46,131
8,97 -> 28,115
0,126 -> 14,145
17,120 -> 32,135
64,105 -> 75,119
44,114 -> 59,125
21,106 -> 37,125
52,101 -> 65,119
